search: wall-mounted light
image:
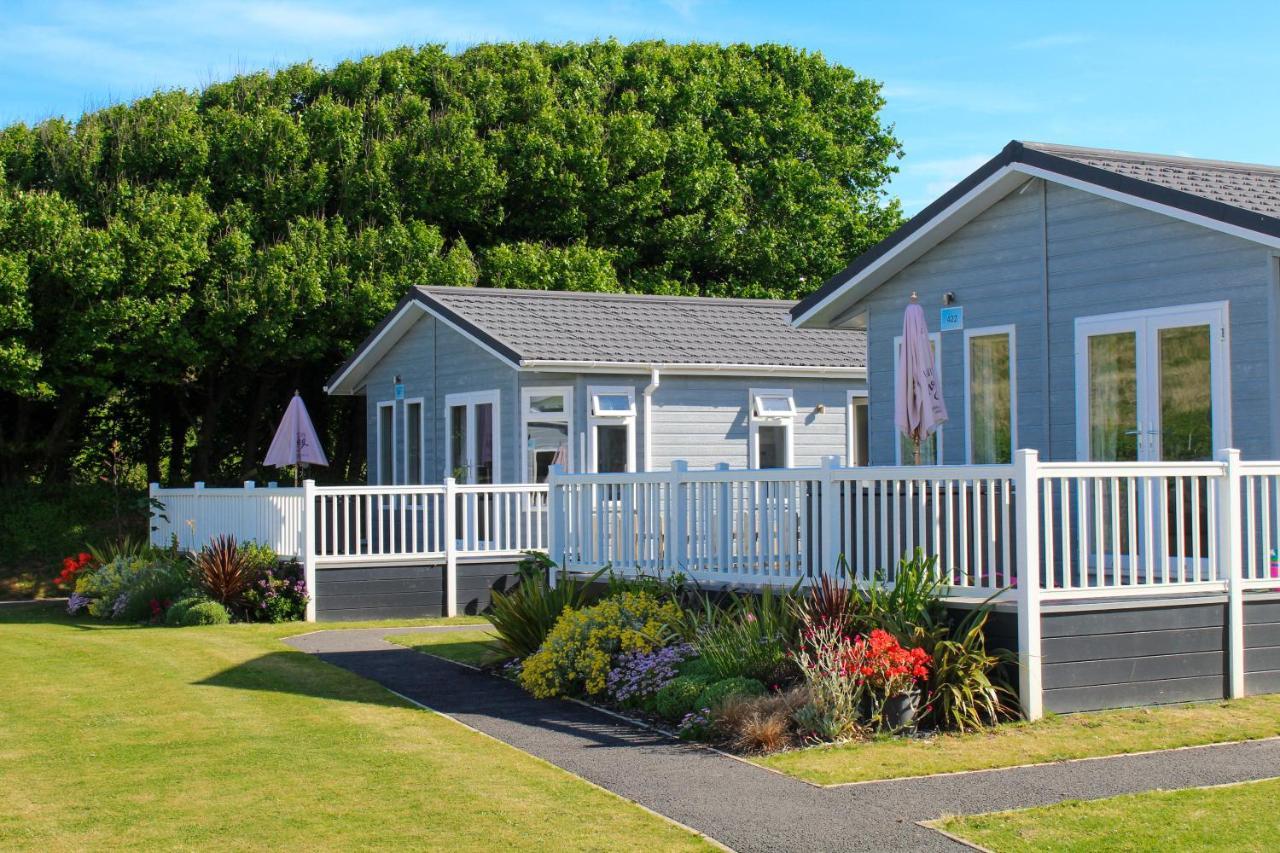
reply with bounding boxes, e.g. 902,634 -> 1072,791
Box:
943,291 -> 958,306
815,403 -> 827,414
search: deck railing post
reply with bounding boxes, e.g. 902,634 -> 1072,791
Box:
444,477 -> 458,617
547,465 -> 566,589
715,463 -> 732,574
666,460 -> 688,574
1013,448 -> 1043,721
1218,448 -> 1245,698
820,456 -> 841,580
302,479 -> 317,622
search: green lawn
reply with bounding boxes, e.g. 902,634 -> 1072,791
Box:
0,603 -> 710,851
935,778 -> 1280,852
755,696 -> 1280,784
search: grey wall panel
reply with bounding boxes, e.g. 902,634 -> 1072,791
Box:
1244,595 -> 1280,695
315,559 -> 522,620
1040,601 -> 1228,713
1044,675 -> 1226,714
1042,625 -> 1225,665
859,178 -> 1274,464
1040,602 -> 1226,637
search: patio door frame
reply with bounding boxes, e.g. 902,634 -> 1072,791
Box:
443,389 -> 501,484
1074,301 -> 1231,462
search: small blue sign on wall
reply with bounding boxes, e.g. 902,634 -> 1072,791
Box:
940,306 -> 964,332
394,383 -> 405,400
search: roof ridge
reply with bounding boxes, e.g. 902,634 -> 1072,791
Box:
416,285 -> 801,308
1022,141 -> 1280,177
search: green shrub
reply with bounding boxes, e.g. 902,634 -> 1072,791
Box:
240,558 -> 308,623
696,677 -> 766,712
518,591 -> 682,698
73,548 -> 195,622
648,675 -> 710,721
920,607 -> 1015,732
675,656 -> 715,681
165,597 -> 200,626
173,599 -> 231,626
488,564 -> 604,660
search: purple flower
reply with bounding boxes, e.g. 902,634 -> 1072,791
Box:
67,593 -> 92,615
605,643 -> 694,705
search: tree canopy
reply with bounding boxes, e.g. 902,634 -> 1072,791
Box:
0,40 -> 902,485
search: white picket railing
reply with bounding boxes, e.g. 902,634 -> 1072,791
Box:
151,479 -> 550,620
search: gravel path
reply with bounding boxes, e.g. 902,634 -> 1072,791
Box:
285,626 -> 1280,852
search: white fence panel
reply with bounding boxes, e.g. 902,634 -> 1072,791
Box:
150,483 -> 305,556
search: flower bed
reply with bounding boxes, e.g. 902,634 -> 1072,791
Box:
55,536 -> 308,627
483,551 -> 1016,755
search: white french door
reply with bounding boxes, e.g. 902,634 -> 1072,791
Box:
1071,302 -> 1229,586
444,390 -> 500,484
1076,302 -> 1229,462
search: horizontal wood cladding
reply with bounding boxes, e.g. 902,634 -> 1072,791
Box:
1041,601 -> 1227,713
1245,596 -> 1280,694
315,560 -> 521,620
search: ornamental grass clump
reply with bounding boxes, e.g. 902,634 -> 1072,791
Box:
694,586 -> 798,683
192,535 -> 251,608
488,563 -> 605,660
518,591 -> 682,699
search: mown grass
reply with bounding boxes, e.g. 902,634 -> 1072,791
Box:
934,777 -> 1280,852
0,602 -> 710,851
756,697 -> 1280,784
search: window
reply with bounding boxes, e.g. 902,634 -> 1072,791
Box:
847,390 -> 869,466
587,386 -> 635,472
376,401 -> 395,484
522,387 -> 573,483
444,390 -> 500,484
894,333 -> 943,465
748,387 -> 794,469
403,398 -> 424,484
965,328 -> 1015,464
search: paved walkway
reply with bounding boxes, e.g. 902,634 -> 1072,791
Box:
286,626 -> 1280,852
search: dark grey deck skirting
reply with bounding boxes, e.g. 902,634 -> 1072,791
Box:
286,626 -> 1280,853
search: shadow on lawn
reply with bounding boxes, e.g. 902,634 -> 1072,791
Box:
0,598 -> 106,629
195,650 -> 415,710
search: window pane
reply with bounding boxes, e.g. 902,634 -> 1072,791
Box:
527,421 -> 569,482
596,424 -> 629,473
969,334 -> 1012,465
475,403 -> 494,484
899,431 -> 937,465
528,394 -> 565,414
378,406 -> 395,483
449,405 -> 467,479
1088,332 -> 1138,461
594,393 -> 633,415
1159,324 -> 1212,462
755,394 -> 794,416
405,402 -> 422,484
852,401 -> 869,466
758,425 -> 786,469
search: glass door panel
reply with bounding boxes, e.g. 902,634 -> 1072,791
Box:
1157,324 -> 1213,462
1087,331 -> 1139,462
474,403 -> 494,485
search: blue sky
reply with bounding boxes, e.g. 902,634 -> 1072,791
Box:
3,0 -> 1278,212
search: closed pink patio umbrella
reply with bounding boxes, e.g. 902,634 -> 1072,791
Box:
895,293 -> 948,465
264,391 -> 329,485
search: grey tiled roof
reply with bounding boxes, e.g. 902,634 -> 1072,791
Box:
1024,142 -> 1280,219
419,286 -> 865,368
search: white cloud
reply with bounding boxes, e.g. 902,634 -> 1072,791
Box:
892,153 -> 992,211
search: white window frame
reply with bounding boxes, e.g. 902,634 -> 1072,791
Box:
376,400 -> 396,485
443,389 -> 501,483
1073,301 -> 1231,462
846,389 -> 869,466
963,325 -> 1017,464
402,397 -> 425,485
587,385 -> 636,473
748,387 -> 795,469
893,333 -> 944,465
521,386 -> 574,483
